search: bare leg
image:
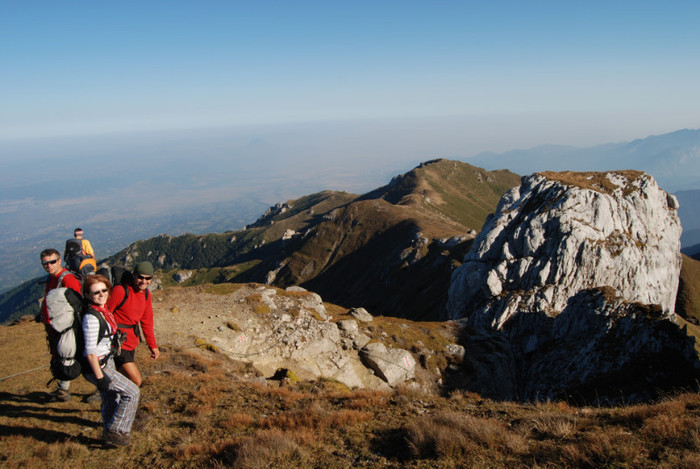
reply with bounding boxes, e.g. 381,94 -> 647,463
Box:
118,362 -> 143,387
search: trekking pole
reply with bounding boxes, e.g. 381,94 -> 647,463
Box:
0,364 -> 49,382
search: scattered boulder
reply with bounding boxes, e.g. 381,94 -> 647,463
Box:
202,287 -> 394,389
349,307 -> 373,322
360,342 -> 416,386
337,319 -> 371,350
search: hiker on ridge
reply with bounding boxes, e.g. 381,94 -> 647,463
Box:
64,227 -> 97,280
106,261 -> 159,387
82,274 -> 139,447
73,227 -> 95,259
39,248 -> 81,402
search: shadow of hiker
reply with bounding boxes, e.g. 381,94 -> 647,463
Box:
0,424 -> 103,446
0,391 -> 100,428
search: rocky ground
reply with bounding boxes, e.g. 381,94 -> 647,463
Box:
150,282 -> 461,393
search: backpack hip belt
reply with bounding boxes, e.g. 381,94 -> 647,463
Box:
117,323 -> 143,342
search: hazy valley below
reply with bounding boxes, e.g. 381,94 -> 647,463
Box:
2,128 -> 700,294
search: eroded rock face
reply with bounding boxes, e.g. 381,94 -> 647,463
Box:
446,171 -> 698,402
448,171 -> 682,323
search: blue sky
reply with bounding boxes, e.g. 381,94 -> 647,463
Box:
1,1 -> 699,153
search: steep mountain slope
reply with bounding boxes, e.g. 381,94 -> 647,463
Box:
677,254 -> 700,325
237,160 -> 522,319
0,159 -> 520,324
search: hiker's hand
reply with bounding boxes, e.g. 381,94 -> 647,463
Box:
96,375 -> 112,392
150,347 -> 160,360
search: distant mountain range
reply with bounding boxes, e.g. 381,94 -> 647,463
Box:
468,128 -> 700,193
467,128 -> 700,251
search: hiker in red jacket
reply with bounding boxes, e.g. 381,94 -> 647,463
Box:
106,261 -> 159,387
40,248 -> 82,402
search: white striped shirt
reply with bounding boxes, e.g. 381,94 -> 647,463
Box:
82,310 -> 113,357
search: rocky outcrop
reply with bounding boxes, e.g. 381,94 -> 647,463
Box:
173,270 -> 193,283
447,171 -> 699,402
196,286 -> 420,390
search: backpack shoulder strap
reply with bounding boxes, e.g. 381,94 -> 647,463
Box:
83,307 -> 111,345
57,270 -> 70,286
113,284 -> 130,313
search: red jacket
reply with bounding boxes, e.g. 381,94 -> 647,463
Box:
107,283 -> 157,352
41,268 -> 81,324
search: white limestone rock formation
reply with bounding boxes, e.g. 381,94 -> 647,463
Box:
448,170 -> 682,324
172,270 -> 193,283
446,170 -> 699,402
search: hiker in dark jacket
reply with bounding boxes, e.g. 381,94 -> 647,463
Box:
82,274 -> 140,447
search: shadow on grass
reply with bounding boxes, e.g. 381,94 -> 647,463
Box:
0,423 -> 105,447
0,391 -> 100,429
370,427 -> 409,462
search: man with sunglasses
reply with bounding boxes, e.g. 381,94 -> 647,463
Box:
107,261 -> 159,387
39,248 -> 82,401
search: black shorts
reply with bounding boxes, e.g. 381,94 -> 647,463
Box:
114,348 -> 135,368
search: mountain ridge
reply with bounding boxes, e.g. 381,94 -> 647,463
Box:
0,159 -> 520,323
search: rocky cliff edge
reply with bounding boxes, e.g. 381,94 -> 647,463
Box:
447,170 -> 700,403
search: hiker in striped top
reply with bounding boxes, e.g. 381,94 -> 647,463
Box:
82,274 -> 140,447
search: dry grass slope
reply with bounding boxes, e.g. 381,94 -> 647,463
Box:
677,254 -> 700,325
2,317 -> 700,469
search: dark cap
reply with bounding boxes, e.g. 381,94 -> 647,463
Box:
134,261 -> 154,277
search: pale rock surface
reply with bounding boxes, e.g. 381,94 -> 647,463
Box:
349,307 -> 374,322
446,171 -> 698,402
360,342 -> 417,386
161,285 -> 391,390
448,170 -> 682,323
172,270 -> 193,283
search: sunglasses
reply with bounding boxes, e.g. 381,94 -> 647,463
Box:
90,288 -> 109,295
41,259 -> 59,266
137,275 -> 153,281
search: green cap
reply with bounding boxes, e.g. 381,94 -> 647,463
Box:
134,261 -> 154,277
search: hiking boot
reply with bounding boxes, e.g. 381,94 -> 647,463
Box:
104,429 -> 131,447
47,389 -> 71,402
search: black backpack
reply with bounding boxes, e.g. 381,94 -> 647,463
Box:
64,238 -> 96,280
96,266 -> 150,306
96,266 -> 148,341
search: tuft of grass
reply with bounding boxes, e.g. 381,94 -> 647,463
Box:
272,368 -> 301,383
194,336 -> 220,353
212,429 -> 309,468
205,282 -> 244,295
405,412 -> 527,462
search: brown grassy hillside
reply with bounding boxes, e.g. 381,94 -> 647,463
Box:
249,159 -> 521,319
677,254 -> 700,325
2,289 -> 700,469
